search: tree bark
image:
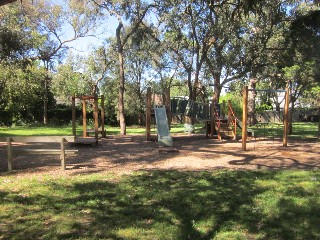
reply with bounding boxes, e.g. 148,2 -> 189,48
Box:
43,74 -> 49,125
213,74 -> 221,104
116,22 -> 126,135
248,78 -> 258,126
289,99 -> 294,134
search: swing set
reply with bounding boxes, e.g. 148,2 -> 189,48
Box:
241,87 -> 290,150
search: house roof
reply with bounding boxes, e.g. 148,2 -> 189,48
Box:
0,0 -> 17,6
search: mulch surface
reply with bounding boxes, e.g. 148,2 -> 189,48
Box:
0,134 -> 319,177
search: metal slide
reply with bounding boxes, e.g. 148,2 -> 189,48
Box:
154,106 -> 173,147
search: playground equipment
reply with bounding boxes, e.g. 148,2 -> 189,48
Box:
71,94 -> 106,145
241,87 -> 290,150
146,87 -> 240,143
154,106 -> 173,147
145,87 -> 173,146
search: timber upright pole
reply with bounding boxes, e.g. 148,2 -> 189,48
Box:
165,87 -> 171,129
283,87 -> 290,147
72,95 -> 76,137
318,110 -> 320,139
82,98 -> 87,138
60,138 -> 66,171
101,95 -> 106,138
146,87 -> 152,141
7,137 -> 12,172
242,86 -> 248,150
210,99 -> 215,138
94,95 -> 99,140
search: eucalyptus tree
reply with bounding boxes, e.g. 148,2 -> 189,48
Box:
123,24 -> 157,124
92,0 -> 156,135
52,53 -> 91,103
0,3 -> 46,124
6,0 -> 101,124
155,0 -> 217,103
29,0 -> 98,124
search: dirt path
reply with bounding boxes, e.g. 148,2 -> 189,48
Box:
0,134 -> 319,177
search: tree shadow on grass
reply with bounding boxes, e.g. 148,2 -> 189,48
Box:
1,170 -> 319,239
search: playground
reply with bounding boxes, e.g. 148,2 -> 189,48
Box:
1,132 -> 319,176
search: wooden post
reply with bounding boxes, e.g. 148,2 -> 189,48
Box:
242,86 -> 248,151
146,87 -> 151,141
283,87 -> 290,147
94,96 -> 99,140
82,99 -> 87,137
165,87 -> 171,129
210,99 -> 215,138
61,138 -> 66,170
7,137 -> 12,172
72,95 -> 76,137
101,95 -> 106,138
318,110 -> 320,139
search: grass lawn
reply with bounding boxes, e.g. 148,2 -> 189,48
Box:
0,170 -> 319,239
242,122 -> 319,140
0,123 -> 319,239
0,122 -> 317,140
0,123 -> 202,137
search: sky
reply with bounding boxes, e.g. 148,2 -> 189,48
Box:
64,16 -> 118,55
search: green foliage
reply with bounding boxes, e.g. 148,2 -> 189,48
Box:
220,91 -> 243,118
300,85 -> 320,107
0,63 -> 54,125
52,54 -> 92,101
256,103 -> 272,114
0,170 -> 319,239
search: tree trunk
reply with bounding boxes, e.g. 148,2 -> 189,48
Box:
289,99 -> 294,134
186,68 -> 194,126
43,75 -> 48,125
213,81 -> 221,104
248,78 -> 258,126
116,22 -> 126,135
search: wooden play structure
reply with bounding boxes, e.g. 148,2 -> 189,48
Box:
145,86 -> 238,142
145,85 -> 290,152
241,86 -> 290,150
72,94 -> 106,144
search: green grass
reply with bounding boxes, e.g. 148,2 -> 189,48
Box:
0,170 -> 319,239
0,123 -> 203,137
250,122 -> 319,140
0,122 -> 317,140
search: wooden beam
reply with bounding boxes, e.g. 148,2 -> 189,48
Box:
101,95 -> 106,138
93,96 -> 99,139
242,86 -> 248,151
165,87 -> 171,129
283,87 -> 290,147
82,99 -> 87,137
146,87 -> 151,141
61,138 -> 66,170
0,136 -> 76,143
247,89 -> 286,93
72,95 -> 76,137
7,138 -> 12,172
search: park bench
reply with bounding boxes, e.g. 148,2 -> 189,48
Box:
0,136 -> 78,172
